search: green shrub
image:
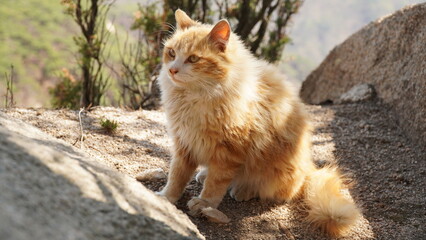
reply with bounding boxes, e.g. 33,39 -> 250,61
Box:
49,68 -> 81,109
61,0 -> 113,108
4,65 -> 16,108
100,118 -> 118,134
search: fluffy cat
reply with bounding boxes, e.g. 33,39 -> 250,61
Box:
157,9 -> 361,236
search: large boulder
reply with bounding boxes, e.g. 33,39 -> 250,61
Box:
0,112 -> 204,240
300,3 -> 426,146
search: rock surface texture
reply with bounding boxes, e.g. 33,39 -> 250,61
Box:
0,113 -> 204,240
300,3 -> 426,146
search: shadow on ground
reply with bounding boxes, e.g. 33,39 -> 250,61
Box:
323,101 -> 426,240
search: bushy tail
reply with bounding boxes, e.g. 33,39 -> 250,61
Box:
304,167 -> 361,237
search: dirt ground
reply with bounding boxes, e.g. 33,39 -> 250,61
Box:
3,101 -> 425,240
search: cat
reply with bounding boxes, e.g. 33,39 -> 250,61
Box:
157,9 -> 361,236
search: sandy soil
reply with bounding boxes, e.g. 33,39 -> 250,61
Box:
3,101 -> 425,240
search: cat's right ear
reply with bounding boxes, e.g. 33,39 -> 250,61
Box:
175,9 -> 196,30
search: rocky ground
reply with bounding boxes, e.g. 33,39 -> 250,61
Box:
3,100 -> 425,240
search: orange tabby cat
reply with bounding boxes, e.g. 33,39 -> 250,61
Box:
157,9 -> 361,236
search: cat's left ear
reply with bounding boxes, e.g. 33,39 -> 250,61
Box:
175,9 -> 196,30
208,20 -> 231,52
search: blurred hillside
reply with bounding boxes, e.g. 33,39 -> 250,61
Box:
0,0 -> 139,107
0,0 -> 78,107
281,0 -> 425,83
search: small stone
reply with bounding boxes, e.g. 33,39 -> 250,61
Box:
201,207 -> 230,224
136,168 -> 166,181
336,84 -> 375,104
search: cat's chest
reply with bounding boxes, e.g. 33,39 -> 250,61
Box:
169,101 -> 223,139
165,93 -> 253,161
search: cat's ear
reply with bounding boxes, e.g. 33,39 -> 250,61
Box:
175,9 -> 196,30
208,20 -> 231,52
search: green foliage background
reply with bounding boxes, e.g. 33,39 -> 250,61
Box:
0,0 -> 136,107
0,0 -> 78,106
1,0 -> 424,107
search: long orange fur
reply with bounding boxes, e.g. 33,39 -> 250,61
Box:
157,10 -> 361,237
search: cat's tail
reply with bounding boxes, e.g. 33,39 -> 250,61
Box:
303,167 -> 361,237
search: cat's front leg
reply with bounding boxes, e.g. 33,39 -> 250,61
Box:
188,159 -> 240,215
157,145 -> 197,203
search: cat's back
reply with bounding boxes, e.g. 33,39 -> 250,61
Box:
254,61 -> 309,135
256,61 -> 299,103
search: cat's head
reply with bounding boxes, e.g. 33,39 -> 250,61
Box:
161,10 -> 234,89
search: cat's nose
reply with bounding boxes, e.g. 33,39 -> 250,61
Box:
169,68 -> 179,75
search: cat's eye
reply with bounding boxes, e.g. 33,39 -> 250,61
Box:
168,49 -> 175,58
187,55 -> 200,63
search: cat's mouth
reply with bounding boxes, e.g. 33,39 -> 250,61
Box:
169,75 -> 185,84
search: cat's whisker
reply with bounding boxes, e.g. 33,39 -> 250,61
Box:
163,22 -> 177,32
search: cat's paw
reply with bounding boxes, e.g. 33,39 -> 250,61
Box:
187,197 -> 212,216
155,189 -> 179,204
195,168 -> 208,184
229,186 -> 256,202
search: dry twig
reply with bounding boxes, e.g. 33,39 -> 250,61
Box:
73,108 -> 85,148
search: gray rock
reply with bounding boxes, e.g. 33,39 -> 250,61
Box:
336,84 -> 375,104
0,113 -> 204,240
300,3 -> 426,146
